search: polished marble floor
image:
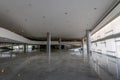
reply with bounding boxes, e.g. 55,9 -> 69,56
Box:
0,50 -> 102,80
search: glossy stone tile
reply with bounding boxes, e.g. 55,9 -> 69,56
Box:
0,51 -> 100,80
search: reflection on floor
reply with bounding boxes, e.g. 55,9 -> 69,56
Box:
90,52 -> 120,80
0,50 -> 100,80
0,52 -> 16,58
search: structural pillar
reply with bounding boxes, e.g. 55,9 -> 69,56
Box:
26,44 -> 28,52
59,38 -> 62,50
47,32 -> 51,64
38,45 -> 41,51
11,43 -> 14,50
86,30 -> 91,54
24,44 -> 27,53
27,44 -> 29,52
82,38 -> 85,53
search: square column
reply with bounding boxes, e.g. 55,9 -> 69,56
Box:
47,32 -> 51,64
24,44 -> 27,53
86,30 -> 91,54
11,43 -> 14,50
59,38 -> 62,50
82,38 -> 85,53
38,45 -> 41,51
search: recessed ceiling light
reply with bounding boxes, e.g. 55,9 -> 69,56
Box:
94,8 -> 97,10
42,16 -> 46,19
64,12 -> 68,15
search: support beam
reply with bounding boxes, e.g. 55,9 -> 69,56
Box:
38,45 -> 41,51
26,44 -> 28,52
86,30 -> 91,54
82,38 -> 85,53
59,38 -> 62,50
47,32 -> 51,64
24,44 -> 27,53
11,43 -> 14,50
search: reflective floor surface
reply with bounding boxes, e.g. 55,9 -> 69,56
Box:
1,50 -> 119,80
91,52 -> 120,80
0,50 -> 101,80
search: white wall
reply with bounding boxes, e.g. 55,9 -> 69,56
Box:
91,15 -> 120,58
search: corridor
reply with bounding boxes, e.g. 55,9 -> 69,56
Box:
0,51 -> 101,80
0,0 -> 120,80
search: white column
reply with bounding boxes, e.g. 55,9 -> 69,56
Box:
82,38 -> 85,53
47,32 -> 51,64
86,30 -> 91,54
11,43 -> 14,49
24,44 -> 27,53
59,38 -> 62,50
26,44 -> 28,52
39,45 -> 41,51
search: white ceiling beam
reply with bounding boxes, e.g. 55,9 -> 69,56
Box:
0,27 -> 81,45
0,27 -> 41,44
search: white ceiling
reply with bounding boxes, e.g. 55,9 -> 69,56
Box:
0,0 -> 117,40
